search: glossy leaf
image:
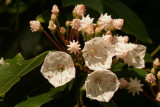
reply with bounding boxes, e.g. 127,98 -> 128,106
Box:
0,51 -> 49,96
15,85 -> 67,107
101,0 -> 152,43
62,0 -> 103,13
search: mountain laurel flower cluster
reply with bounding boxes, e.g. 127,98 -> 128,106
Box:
30,4 -> 148,104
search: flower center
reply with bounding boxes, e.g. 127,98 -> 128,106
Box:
89,49 -> 96,56
94,76 -> 102,84
57,64 -> 65,71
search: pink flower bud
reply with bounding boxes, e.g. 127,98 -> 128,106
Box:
71,18 -> 81,30
73,4 -> 85,18
119,78 -> 129,89
29,20 -> 43,32
157,71 -> 160,79
60,27 -> 66,34
51,5 -> 59,15
112,19 -> 124,30
153,58 -> 160,67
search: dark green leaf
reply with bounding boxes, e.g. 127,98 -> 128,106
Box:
62,0 -> 103,13
144,53 -> 153,63
100,100 -> 117,107
102,0 -> 152,43
0,51 -> 49,96
15,85 -> 67,107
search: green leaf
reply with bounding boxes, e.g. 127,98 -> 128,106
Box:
15,85 -> 67,107
62,0 -> 103,13
102,0 -> 152,43
100,100 -> 117,107
0,51 -> 49,96
36,11 -> 50,23
144,53 -> 153,63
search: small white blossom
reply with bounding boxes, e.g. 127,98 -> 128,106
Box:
153,58 -> 160,67
67,40 -> 81,54
73,4 -> 85,18
119,78 -> 129,89
29,20 -> 43,32
80,15 -> 94,31
82,37 -> 114,71
0,58 -> 5,65
127,78 -> 143,96
51,5 -> 59,15
71,18 -> 81,30
85,70 -> 120,102
97,13 -> 112,31
112,19 -> 124,30
48,20 -> 57,31
145,73 -> 156,83
41,51 -> 75,88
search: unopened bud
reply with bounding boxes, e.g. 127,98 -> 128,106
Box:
157,71 -> 160,79
73,4 -> 85,18
151,68 -> 156,74
112,19 -> 124,30
29,20 -> 43,32
48,20 -> 57,34
153,58 -> 160,67
119,78 -> 129,89
95,27 -> 102,35
65,20 -> 71,27
51,14 -> 57,22
156,92 -> 160,102
51,5 -> 59,16
60,27 -> 66,34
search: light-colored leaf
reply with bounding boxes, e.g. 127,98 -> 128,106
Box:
0,51 -> 49,96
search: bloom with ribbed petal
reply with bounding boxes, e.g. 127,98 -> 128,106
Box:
127,78 -> 143,96
85,70 -> 120,102
41,51 -> 75,88
67,40 -> 81,54
80,15 -> 94,31
82,37 -> 114,71
97,13 -> 112,31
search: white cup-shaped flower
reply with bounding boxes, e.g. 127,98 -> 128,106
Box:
82,37 -> 114,71
41,51 -> 75,88
123,44 -> 146,68
85,70 -> 120,102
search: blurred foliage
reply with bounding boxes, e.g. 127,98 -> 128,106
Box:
0,0 -> 159,107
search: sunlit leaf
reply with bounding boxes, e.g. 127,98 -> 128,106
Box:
0,51 -> 49,96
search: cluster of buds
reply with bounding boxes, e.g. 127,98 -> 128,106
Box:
144,58 -> 160,102
29,4 -> 147,103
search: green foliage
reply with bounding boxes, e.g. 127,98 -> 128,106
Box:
0,51 -> 48,96
15,85 -> 67,107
